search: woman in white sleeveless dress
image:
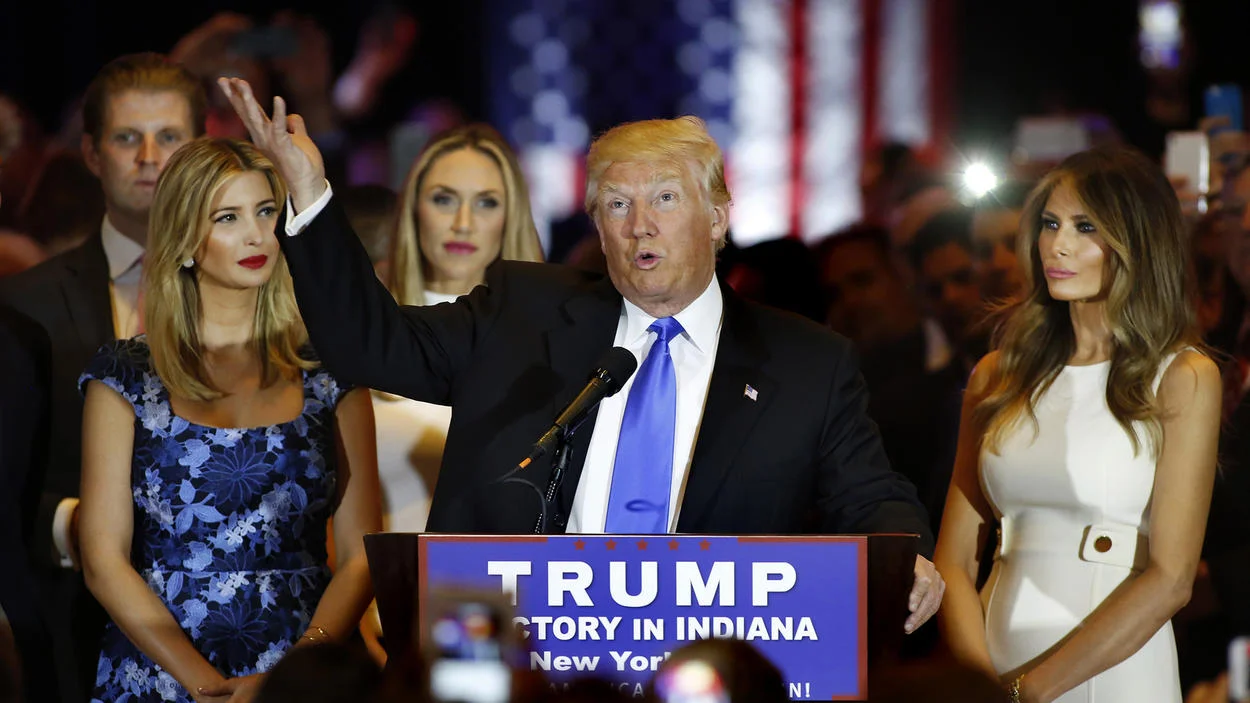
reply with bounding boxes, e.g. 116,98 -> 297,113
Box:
342,126 -> 545,661
933,146 -> 1221,703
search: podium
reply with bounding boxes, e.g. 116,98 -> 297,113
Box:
365,533 -> 917,701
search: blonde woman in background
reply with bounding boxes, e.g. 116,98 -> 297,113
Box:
348,124 -> 543,661
78,138 -> 380,703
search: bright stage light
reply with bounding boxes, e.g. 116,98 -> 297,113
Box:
963,163 -> 998,199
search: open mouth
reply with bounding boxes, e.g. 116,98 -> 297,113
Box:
635,251 -> 661,269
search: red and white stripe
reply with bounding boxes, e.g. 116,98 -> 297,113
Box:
728,0 -> 951,245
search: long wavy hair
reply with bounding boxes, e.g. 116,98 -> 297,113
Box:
145,137 -> 313,402
976,146 -> 1200,456
389,124 -> 544,306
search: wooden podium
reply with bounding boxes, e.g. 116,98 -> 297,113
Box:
364,533 -> 918,700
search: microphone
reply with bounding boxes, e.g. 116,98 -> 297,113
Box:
519,346 -> 637,469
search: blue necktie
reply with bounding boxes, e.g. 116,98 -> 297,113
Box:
605,317 -> 683,533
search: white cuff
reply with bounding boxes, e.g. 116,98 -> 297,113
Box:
52,497 -> 80,569
284,180 -> 335,236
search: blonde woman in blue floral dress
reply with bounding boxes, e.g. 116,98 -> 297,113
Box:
78,138 -> 381,703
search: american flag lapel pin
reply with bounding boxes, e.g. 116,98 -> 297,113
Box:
744,384 -> 758,401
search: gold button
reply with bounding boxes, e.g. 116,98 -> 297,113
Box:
1094,536 -> 1112,553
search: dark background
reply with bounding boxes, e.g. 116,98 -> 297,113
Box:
2,0 -> 1249,164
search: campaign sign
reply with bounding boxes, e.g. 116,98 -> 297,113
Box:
417,535 -> 866,700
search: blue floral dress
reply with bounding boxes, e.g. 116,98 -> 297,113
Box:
81,338 -> 349,702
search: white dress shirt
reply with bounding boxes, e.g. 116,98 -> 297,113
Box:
284,186 -> 725,534
567,278 -> 723,533
101,216 -> 146,339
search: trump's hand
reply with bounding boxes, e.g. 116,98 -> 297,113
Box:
906,555 -> 945,633
216,77 -> 326,212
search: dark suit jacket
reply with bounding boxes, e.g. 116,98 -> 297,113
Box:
0,306 -> 56,703
0,232 -> 113,703
282,199 -> 934,555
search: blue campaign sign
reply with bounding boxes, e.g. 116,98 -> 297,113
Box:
418,535 -> 866,700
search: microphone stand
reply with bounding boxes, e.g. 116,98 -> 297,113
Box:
533,425 -> 574,535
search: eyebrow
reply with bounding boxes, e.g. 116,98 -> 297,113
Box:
599,174 -> 684,197
1041,210 -> 1092,220
211,199 -> 277,215
427,184 -> 502,196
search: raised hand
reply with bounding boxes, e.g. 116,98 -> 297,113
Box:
216,77 -> 327,211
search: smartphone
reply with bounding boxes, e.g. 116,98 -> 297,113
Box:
422,588 -> 517,703
1164,131 -> 1209,194
1205,84 -> 1244,133
1012,116 -> 1089,164
229,26 -> 299,58
1232,636 -> 1250,701
1138,0 -> 1182,71
653,659 -> 730,703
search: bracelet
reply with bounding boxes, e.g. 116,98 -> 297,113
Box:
1008,675 -> 1023,703
300,625 -> 330,644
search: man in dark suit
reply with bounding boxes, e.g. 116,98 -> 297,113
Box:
0,54 -> 205,702
220,77 -> 945,634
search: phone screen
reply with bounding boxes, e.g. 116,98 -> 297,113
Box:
425,595 -> 514,703
1205,84 -> 1244,133
1164,131 -> 1209,195
1138,0 -> 1182,70
1232,636 -> 1250,701
653,660 -> 730,703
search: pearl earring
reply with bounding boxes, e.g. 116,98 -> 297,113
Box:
182,258 -> 195,269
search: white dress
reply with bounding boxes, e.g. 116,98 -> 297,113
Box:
979,353 -> 1185,703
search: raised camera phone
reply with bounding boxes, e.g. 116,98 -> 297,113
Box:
1164,131 -> 1209,196
1232,636 -> 1250,701
422,588 -> 518,703
229,26 -> 298,58
1205,84 -> 1244,133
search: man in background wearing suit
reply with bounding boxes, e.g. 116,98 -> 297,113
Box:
0,53 -> 205,702
220,77 -> 945,634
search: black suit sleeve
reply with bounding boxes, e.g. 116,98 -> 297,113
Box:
815,342 -> 935,557
0,307 -> 57,692
280,197 -> 501,402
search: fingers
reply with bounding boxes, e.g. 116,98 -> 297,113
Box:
273,96 -> 288,135
904,557 -> 946,634
287,113 -> 308,138
198,679 -> 237,697
217,78 -> 274,144
216,78 -> 264,130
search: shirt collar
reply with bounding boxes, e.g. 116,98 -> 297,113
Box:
620,274 -> 724,355
100,215 -> 146,280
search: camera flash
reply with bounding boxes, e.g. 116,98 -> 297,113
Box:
964,163 -> 998,199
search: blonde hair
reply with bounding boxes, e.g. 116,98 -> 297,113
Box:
390,124 -> 544,306
977,146 -> 1200,455
583,116 -> 731,219
145,137 -> 312,401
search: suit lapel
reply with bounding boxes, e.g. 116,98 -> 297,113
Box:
544,277 -> 622,516
677,290 -> 775,531
60,234 -> 115,350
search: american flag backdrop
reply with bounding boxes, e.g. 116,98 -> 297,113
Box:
484,0 -> 954,249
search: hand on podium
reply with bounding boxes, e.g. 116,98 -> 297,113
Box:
906,555 -> 945,633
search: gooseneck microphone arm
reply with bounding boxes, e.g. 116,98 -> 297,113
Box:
493,347 -> 637,534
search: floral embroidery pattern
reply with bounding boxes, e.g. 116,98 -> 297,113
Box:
82,339 -> 347,702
